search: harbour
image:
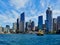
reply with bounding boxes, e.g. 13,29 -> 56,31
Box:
0,34 -> 60,45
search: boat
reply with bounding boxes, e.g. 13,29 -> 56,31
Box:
36,30 -> 44,36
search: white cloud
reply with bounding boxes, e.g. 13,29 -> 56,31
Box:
25,11 -> 46,24
10,0 -> 29,9
11,10 -> 19,19
30,10 -> 36,15
0,10 -> 20,24
53,10 -> 60,18
0,14 -> 15,23
40,0 -> 45,8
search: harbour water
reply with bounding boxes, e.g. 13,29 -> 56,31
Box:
0,34 -> 60,45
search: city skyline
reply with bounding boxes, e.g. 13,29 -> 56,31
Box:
0,0 -> 60,28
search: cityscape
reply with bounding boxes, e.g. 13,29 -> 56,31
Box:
0,0 -> 60,45
0,7 -> 60,34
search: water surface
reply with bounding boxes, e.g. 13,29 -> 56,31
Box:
0,34 -> 60,45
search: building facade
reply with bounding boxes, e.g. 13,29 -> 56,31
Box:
25,22 -> 28,32
31,21 -> 35,31
46,7 -> 53,32
13,23 -> 17,32
6,25 -> 10,33
57,16 -> 60,31
53,18 -> 57,32
19,12 -> 25,33
0,25 -> 3,33
16,18 -> 19,33
38,16 -> 43,30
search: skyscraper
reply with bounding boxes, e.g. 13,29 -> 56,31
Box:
27,20 -> 31,31
38,16 -> 43,30
45,20 -> 49,33
57,16 -> 60,31
19,12 -> 25,33
53,18 -> 57,32
6,25 -> 10,33
13,23 -> 17,32
25,22 -> 28,32
0,25 -> 3,33
16,18 -> 19,33
46,7 -> 53,32
31,21 -> 35,31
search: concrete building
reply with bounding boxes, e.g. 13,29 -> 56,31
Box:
25,22 -> 28,32
6,25 -> 10,33
28,20 -> 32,31
4,27 -> 7,33
13,23 -> 17,33
0,25 -> 3,33
31,21 -> 35,31
53,18 -> 57,32
57,16 -> 60,31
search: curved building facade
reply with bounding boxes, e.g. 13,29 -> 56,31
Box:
46,7 -> 53,32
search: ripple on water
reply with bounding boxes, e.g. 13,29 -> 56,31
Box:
0,34 -> 60,45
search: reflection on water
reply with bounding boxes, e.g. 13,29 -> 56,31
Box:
0,34 -> 60,45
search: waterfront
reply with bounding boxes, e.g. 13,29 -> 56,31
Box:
0,34 -> 60,45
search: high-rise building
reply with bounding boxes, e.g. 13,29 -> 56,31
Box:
46,7 -> 53,32
57,16 -> 60,31
38,16 -> 43,30
31,21 -> 35,31
13,23 -> 17,32
4,27 -> 7,33
16,18 -> 19,33
53,18 -> 57,31
25,22 -> 28,32
6,25 -> 10,33
27,20 -> 32,31
42,24 -> 46,31
45,20 -> 49,33
19,12 -> 25,33
0,25 -> 3,33
35,26 -> 39,31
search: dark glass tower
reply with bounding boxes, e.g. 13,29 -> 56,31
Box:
31,21 -> 35,31
19,12 -> 25,33
57,16 -> 60,31
6,25 -> 10,33
46,7 -> 53,32
25,22 -> 28,32
20,12 -> 25,22
38,16 -> 43,30
16,18 -> 19,33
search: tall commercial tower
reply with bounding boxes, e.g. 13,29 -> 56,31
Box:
38,16 -> 43,30
57,16 -> 60,31
13,23 -> 17,32
53,18 -> 57,32
16,18 -> 19,33
45,20 -> 48,33
46,7 -> 53,32
31,21 -> 35,31
25,22 -> 28,32
6,25 -> 10,33
28,20 -> 32,31
0,25 -> 3,33
19,12 -> 25,33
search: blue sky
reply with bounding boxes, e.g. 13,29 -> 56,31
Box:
0,0 -> 60,28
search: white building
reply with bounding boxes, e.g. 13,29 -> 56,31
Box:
13,23 -> 17,32
0,25 -> 3,33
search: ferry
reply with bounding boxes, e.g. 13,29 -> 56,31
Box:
37,30 -> 44,36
